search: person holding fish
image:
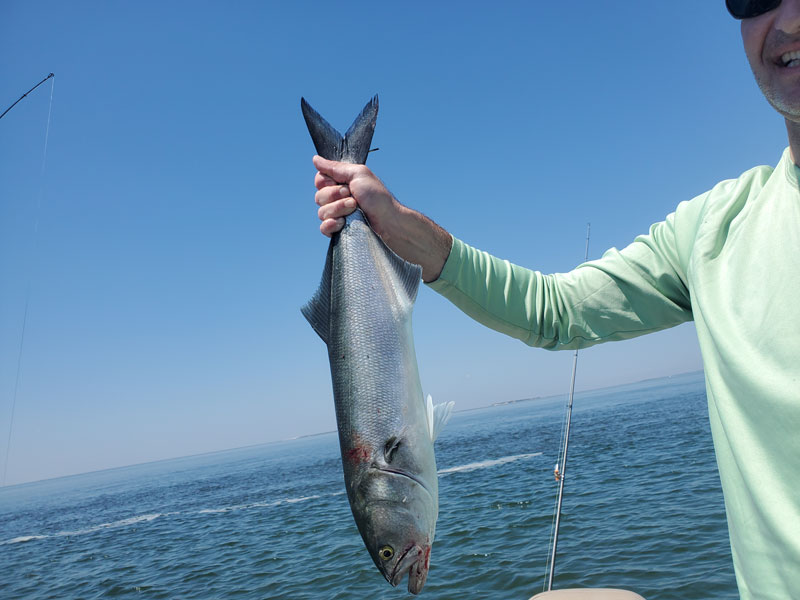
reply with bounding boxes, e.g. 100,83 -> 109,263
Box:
309,2 -> 799,598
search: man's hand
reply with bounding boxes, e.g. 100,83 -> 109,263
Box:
311,155 -> 452,283
313,155 -> 395,238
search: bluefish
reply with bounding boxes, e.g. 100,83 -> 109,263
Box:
301,96 -> 452,594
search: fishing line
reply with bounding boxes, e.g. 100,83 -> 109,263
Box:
2,74 -> 55,487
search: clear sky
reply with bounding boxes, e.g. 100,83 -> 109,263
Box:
0,1 -> 788,486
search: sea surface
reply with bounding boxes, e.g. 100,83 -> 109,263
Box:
0,371 -> 737,599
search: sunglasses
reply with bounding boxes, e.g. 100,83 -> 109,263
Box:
726,0 -> 782,19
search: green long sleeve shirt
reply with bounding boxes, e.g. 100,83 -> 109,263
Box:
428,148 -> 800,599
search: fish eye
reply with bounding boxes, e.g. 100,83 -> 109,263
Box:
379,545 -> 394,561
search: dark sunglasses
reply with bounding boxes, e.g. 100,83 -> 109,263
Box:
726,0 -> 782,19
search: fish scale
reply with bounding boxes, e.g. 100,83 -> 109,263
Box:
329,210 -> 429,480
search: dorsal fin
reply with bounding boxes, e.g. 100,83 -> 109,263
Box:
348,209 -> 421,307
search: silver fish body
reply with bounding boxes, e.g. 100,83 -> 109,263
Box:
301,97 -> 447,594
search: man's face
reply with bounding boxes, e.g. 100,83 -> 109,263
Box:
743,0 -> 800,121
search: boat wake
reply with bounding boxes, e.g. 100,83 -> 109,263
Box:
438,452 -> 542,476
1,495 -> 322,546
198,494 -> 321,514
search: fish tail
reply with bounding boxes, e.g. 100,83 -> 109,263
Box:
301,95 -> 379,164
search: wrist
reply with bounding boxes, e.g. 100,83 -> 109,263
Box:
368,197 -> 404,242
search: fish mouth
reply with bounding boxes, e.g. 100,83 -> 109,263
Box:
375,467 -> 434,500
389,543 -> 430,595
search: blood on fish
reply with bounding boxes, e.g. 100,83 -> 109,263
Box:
346,446 -> 370,463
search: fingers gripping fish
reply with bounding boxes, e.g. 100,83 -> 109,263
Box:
301,96 -> 453,594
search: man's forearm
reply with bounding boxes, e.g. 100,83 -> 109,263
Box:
370,202 -> 452,283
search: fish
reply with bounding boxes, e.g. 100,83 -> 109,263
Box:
301,96 -> 453,594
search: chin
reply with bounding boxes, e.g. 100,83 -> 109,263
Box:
756,82 -> 800,121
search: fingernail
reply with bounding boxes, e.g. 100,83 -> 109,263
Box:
344,198 -> 356,208
340,186 -> 349,196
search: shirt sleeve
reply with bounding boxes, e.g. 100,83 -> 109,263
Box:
426,204 -> 701,350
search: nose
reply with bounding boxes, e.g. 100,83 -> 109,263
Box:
774,0 -> 800,34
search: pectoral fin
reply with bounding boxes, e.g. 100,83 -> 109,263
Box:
426,394 -> 454,442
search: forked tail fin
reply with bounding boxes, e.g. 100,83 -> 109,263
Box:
301,95 -> 378,164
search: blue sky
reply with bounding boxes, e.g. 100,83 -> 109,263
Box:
0,1 -> 788,485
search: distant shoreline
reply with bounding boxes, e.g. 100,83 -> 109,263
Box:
461,368 -> 705,412
3,369 -> 704,489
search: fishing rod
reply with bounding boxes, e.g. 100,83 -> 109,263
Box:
0,73 -> 54,121
1,72 -> 55,487
546,222 -> 591,591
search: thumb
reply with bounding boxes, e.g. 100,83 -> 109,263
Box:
313,155 -> 363,184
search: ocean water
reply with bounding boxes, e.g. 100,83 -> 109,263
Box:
0,371 -> 737,599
